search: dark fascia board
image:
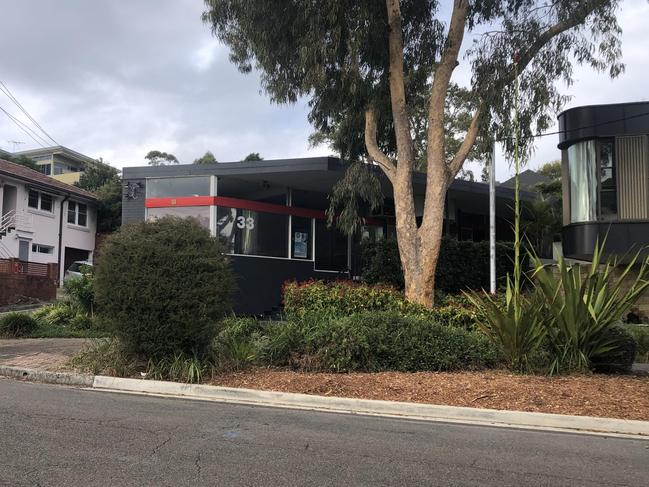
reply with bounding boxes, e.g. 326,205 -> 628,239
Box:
558,101 -> 649,149
123,156 -> 536,201
122,156 -> 336,179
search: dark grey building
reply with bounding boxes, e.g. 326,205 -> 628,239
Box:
558,102 -> 649,261
122,157 -> 529,314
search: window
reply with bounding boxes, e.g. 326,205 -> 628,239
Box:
146,177 -> 211,198
28,190 -> 54,213
31,244 -> 53,254
40,193 -> 53,212
67,201 -> 88,227
217,206 -> 288,257
568,140 -> 598,223
147,206 -> 210,229
291,217 -> 312,259
315,220 -> 348,271
599,139 -> 617,219
53,162 -> 66,175
39,164 -> 52,175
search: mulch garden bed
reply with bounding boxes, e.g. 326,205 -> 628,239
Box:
209,368 -> 649,421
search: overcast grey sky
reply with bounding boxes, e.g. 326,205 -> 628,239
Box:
1,0 -> 647,181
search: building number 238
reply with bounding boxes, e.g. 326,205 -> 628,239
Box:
236,216 -> 255,230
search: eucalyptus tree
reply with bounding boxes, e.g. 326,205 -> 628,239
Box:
203,0 -> 623,306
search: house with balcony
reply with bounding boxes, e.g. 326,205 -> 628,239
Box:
11,146 -> 98,185
0,158 -> 98,284
559,101 -> 649,261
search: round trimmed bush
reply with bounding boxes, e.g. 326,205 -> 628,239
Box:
591,325 -> 637,374
94,217 -> 235,359
0,312 -> 38,337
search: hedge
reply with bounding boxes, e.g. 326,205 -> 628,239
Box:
359,237 -> 519,293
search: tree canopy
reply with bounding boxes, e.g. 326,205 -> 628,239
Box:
203,0 -> 624,305
194,151 -> 218,164
243,152 -> 263,161
145,150 -> 179,166
76,161 -> 122,233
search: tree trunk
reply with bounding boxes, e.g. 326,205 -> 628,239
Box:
395,177 -> 447,308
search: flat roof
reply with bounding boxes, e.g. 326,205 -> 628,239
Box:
14,145 -> 97,165
123,157 -> 535,201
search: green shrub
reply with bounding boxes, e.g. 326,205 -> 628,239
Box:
283,280 -> 482,330
308,312 -> 500,372
63,265 -> 95,314
283,280 -> 430,319
359,237 -> 518,293
466,283 -> 546,372
214,317 -> 267,369
627,325 -> 649,363
0,312 -> 38,337
591,325 -> 637,374
94,217 -> 235,359
531,243 -> 649,374
34,303 -> 77,327
146,353 -> 208,383
69,338 -> 136,376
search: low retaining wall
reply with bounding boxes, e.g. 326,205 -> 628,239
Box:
0,273 -> 57,306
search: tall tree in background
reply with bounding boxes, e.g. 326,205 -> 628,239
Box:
76,161 -> 122,232
194,151 -> 218,164
243,152 -> 263,161
203,0 -> 623,306
145,150 -> 179,166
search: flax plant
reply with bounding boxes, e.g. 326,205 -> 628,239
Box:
531,242 -> 649,374
466,58 -> 545,372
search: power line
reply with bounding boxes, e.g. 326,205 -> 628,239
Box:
0,79 -> 60,146
0,105 -> 47,148
0,105 -> 50,147
497,110 -> 649,143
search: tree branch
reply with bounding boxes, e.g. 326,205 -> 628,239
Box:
364,107 -> 396,181
509,0 -> 608,81
426,0 -> 470,173
386,0 -> 415,172
447,106 -> 481,180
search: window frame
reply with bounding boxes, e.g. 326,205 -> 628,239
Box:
27,189 -> 55,213
31,243 -> 54,254
597,138 -> 618,221
67,200 -> 89,227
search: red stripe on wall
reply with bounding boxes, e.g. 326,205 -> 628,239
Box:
144,195 -> 384,226
145,196 -> 213,207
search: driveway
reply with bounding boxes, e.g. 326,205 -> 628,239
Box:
1,379 -> 648,486
0,338 -> 88,370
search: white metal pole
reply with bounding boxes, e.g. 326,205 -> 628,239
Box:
489,140 -> 497,294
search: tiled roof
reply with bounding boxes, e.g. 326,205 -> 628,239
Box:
0,158 -> 97,201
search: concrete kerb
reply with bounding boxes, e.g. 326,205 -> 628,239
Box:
92,376 -> 649,438
0,365 -> 93,387
2,365 -> 648,438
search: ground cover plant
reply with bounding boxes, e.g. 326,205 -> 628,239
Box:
0,312 -> 39,337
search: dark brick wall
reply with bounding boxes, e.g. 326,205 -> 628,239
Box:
0,274 -> 57,306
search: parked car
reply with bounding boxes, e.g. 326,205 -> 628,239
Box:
64,261 -> 93,281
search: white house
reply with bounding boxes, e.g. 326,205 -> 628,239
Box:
0,158 -> 97,283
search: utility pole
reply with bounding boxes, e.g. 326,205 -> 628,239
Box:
489,140 -> 496,294
7,140 -> 24,152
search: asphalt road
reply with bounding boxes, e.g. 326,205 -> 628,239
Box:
1,379 -> 647,486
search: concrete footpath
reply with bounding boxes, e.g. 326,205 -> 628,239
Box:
1,364 -> 649,439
